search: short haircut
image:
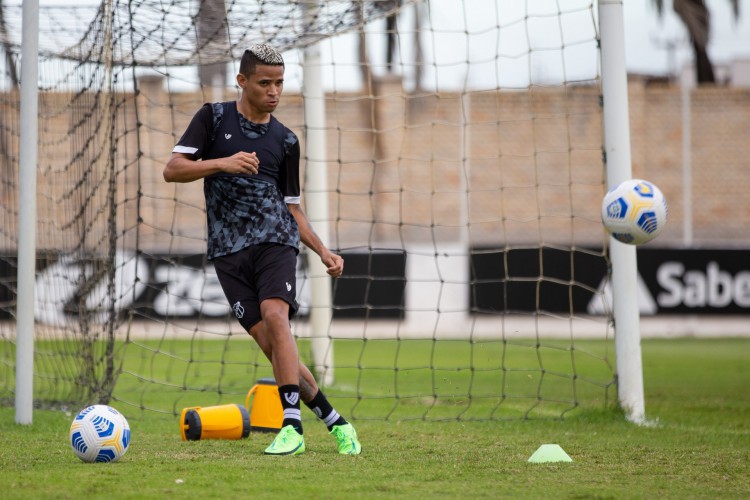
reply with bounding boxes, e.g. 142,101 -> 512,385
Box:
239,43 -> 284,76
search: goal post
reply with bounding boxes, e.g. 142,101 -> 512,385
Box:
0,0 -> 646,423
14,0 -> 39,425
598,0 -> 645,423
302,36 -> 335,388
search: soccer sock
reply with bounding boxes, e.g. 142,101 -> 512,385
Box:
278,384 -> 303,434
304,389 -> 348,431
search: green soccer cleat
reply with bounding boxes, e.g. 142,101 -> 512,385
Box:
264,425 -> 305,456
330,423 -> 362,455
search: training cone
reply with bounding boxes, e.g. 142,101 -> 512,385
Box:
528,444 -> 573,463
180,404 -> 250,441
245,378 -> 283,433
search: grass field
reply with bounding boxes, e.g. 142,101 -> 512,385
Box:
1,337 -> 749,498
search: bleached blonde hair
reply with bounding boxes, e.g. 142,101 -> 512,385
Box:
240,43 -> 284,75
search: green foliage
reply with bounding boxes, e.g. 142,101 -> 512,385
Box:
1,338 -> 748,498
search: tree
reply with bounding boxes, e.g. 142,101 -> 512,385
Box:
653,0 -> 741,83
196,0 -> 229,91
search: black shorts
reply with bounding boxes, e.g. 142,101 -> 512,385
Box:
213,243 -> 299,331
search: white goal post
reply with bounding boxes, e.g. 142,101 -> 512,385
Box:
302,34 -> 335,389
598,0 -> 645,423
14,0 -> 40,425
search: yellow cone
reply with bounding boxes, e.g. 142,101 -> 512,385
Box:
180,404 -> 250,441
244,378 -> 283,433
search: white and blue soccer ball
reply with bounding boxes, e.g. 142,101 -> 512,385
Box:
69,405 -> 131,463
601,179 -> 668,245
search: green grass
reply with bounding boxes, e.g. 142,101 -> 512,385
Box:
6,336 -> 618,420
1,338 -> 749,498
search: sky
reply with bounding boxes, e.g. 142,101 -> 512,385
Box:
293,0 -> 750,91
311,0 -> 750,91
5,0 -> 750,91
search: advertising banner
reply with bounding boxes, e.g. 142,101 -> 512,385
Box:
2,248 -> 748,323
0,249 -> 406,323
470,247 -> 750,315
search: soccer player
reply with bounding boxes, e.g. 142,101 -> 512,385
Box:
163,43 -> 361,456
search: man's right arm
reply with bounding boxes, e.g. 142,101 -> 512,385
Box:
163,103 -> 260,183
163,152 -> 260,183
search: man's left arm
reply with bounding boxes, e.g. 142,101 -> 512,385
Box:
281,129 -> 342,277
288,203 -> 344,278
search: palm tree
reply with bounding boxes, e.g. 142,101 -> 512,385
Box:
653,0 -> 741,83
196,0 -> 229,91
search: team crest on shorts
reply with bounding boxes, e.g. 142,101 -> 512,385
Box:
232,301 -> 244,319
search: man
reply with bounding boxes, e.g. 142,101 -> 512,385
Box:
163,43 -> 361,456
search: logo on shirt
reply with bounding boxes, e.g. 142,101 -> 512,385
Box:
224,133 -> 232,140
286,282 -> 292,292
232,301 -> 244,319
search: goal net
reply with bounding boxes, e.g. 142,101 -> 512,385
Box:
0,0 -> 616,420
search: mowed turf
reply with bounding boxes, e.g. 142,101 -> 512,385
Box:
1,337 -> 748,498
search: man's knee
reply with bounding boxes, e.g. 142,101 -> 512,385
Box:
261,299 -> 290,325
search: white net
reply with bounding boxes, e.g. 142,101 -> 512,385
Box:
0,0 -> 616,420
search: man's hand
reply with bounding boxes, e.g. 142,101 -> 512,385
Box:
223,151 -> 259,175
321,251 -> 344,278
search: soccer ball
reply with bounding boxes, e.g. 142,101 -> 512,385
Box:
69,405 -> 131,463
601,179 -> 668,245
